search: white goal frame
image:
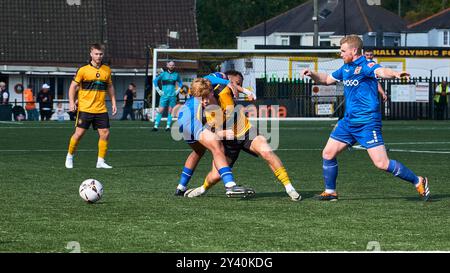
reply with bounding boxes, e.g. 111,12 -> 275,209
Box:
151,48 -> 340,122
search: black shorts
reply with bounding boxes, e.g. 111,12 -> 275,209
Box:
76,111 -> 110,130
223,127 -> 259,168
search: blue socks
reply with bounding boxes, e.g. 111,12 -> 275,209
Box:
218,167 -> 236,188
178,167 -> 194,190
154,112 -> 173,129
167,113 -> 173,128
321,158 -> 419,192
323,158 -> 338,191
154,112 -> 162,128
386,160 -> 419,185
178,166 -> 236,190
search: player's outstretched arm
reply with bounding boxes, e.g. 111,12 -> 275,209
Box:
236,86 -> 256,101
375,68 -> 410,80
301,69 -> 336,85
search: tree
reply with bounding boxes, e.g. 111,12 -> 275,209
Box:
382,0 -> 450,23
197,0 -> 307,48
197,0 -> 450,48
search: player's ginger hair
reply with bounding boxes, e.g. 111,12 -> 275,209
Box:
340,35 -> 363,55
190,78 -> 212,98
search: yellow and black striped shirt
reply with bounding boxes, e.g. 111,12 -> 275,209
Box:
211,86 -> 252,138
73,63 -> 112,113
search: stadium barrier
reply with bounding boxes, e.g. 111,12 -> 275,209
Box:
5,99 -> 150,121
3,76 -> 449,121
254,77 -> 449,120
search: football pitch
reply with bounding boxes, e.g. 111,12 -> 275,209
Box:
1,120 -> 449,252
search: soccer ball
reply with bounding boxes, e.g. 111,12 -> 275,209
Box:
79,179 -> 103,203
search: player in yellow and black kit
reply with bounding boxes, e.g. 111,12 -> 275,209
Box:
65,43 -> 117,169
181,71 -> 302,201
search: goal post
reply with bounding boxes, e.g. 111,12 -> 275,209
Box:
150,48 -> 342,122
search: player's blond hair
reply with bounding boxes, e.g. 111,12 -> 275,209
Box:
340,35 -> 363,55
190,78 -> 212,98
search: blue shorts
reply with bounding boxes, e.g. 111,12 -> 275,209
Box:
178,104 -> 204,144
330,119 -> 384,149
159,95 -> 177,108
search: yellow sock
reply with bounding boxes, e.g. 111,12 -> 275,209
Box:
68,136 -> 79,155
98,139 -> 108,159
274,167 -> 291,186
202,178 -> 213,191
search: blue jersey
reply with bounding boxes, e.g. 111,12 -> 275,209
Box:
153,71 -> 183,97
204,73 -> 230,86
203,73 -> 230,93
178,97 -> 206,143
331,56 -> 382,124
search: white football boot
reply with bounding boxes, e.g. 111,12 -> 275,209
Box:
65,155 -> 73,169
96,161 -> 112,169
184,186 -> 206,198
287,189 -> 302,201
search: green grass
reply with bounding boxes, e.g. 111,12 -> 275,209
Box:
1,120 -> 450,252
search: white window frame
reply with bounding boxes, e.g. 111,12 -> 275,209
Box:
443,31 -> 449,46
280,36 -> 289,46
319,35 -> 331,47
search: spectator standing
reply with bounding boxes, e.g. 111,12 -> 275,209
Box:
24,84 -> 39,121
434,80 -> 449,120
37,83 -> 53,121
0,82 -> 9,104
120,83 -> 136,120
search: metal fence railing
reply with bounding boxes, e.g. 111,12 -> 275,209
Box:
254,77 -> 449,120
1,99 -> 151,122
1,77 -> 449,121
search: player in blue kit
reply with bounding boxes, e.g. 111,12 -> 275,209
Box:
153,61 -> 183,131
174,72 -> 256,197
302,35 -> 430,201
177,77 -> 253,196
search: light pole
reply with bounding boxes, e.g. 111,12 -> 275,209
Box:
166,30 -> 179,60
313,0 -> 319,47
167,30 -> 180,48
264,3 -> 267,77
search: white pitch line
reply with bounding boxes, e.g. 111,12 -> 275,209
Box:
0,126 -> 152,129
0,121 -> 24,125
0,146 -> 448,154
273,127 -> 450,131
277,148 -> 322,151
387,149 -> 450,154
352,145 -> 450,154
0,126 -> 332,130
0,148 -> 324,153
385,141 -> 450,145
1,125 -> 450,131
0,148 -> 192,152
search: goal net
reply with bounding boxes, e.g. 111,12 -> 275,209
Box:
150,48 -> 342,122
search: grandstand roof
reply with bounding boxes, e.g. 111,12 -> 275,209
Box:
0,0 -> 199,68
407,8 -> 450,32
240,0 -> 407,37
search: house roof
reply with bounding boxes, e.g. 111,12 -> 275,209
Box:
240,0 -> 407,37
0,0 -> 198,68
407,8 -> 450,32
